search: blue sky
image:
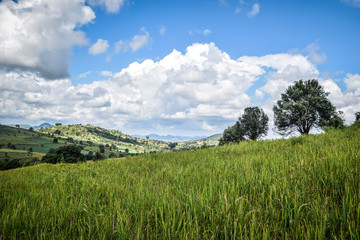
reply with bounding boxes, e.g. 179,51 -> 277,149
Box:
0,0 -> 359,137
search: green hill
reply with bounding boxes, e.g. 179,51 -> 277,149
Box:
1,126 -> 359,239
37,124 -> 171,154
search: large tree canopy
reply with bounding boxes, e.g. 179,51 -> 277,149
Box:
273,79 -> 336,135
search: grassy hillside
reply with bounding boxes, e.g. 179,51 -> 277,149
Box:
0,127 -> 359,239
37,124 -> 170,154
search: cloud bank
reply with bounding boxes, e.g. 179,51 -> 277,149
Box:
0,0 -> 95,79
1,43 -> 359,136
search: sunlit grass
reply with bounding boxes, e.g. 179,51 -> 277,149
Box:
1,127 -> 359,239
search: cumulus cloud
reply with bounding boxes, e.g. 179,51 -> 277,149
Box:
89,39 -> 110,55
87,0 -> 126,13
247,3 -> 260,17
0,0 -> 95,79
1,42 -> 359,136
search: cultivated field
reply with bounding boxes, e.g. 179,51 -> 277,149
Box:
0,126 -> 359,239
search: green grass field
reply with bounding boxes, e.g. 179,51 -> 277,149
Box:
0,127 -> 359,239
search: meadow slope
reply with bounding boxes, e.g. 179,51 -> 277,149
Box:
0,127 -> 359,239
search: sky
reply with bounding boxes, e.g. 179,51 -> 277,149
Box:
0,0 -> 359,137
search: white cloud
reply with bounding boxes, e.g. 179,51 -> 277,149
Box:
100,71 -> 113,77
202,121 -> 215,131
159,26 -> 166,36
340,0 -> 360,7
87,0 -> 126,13
203,29 -> 212,36
78,71 -> 92,79
0,0 -> 95,79
114,28 -> 150,54
189,29 -> 212,37
1,42 -> 359,136
344,73 -> 360,93
247,3 -> 260,17
89,39 -> 110,55
305,42 -> 327,64
129,28 -> 150,52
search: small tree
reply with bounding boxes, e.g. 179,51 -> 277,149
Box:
219,121 -> 244,146
273,79 -> 336,135
239,107 -> 269,140
99,144 -> 105,153
355,112 -> 360,122
42,146 -> 85,164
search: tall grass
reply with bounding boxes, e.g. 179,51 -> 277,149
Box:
1,127 -> 359,239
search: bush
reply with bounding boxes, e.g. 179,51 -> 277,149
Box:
42,146 -> 85,164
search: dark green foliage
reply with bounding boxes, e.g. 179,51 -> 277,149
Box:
85,151 -> 94,160
0,157 -> 40,170
42,145 -> 85,164
99,144 -> 105,153
53,138 -> 58,143
239,106 -> 269,140
273,79 -> 336,135
219,106 -> 268,145
355,112 -> 360,122
94,151 -> 105,161
219,121 -> 244,146
169,142 -> 178,150
54,130 -> 61,135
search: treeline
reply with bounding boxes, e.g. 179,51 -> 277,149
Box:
220,79 -> 356,145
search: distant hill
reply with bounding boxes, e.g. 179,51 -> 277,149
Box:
201,133 -> 222,141
4,124 -> 32,129
37,124 -> 170,154
33,123 -> 53,130
133,134 -> 207,142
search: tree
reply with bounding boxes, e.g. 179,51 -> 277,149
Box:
55,123 -> 62,126
273,79 -> 336,135
94,151 -> 105,161
99,144 -> 105,153
239,107 -> 269,140
29,127 -> 34,131
219,121 -> 244,146
42,145 -> 85,164
355,112 -> 360,122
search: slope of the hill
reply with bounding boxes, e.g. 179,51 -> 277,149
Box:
0,126 -> 359,239
38,124 -> 170,154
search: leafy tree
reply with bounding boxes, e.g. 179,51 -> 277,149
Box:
219,121 -> 244,146
99,144 -> 105,153
29,127 -> 34,131
53,138 -> 58,143
355,112 -> 360,122
86,151 -> 94,160
94,151 -> 105,161
55,123 -> 62,126
42,145 -> 85,164
239,107 -> 269,140
273,79 -> 336,135
54,130 -> 61,135
169,142 -> 178,150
